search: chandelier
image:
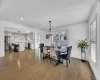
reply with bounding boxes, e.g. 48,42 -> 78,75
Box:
46,21 -> 54,39
18,31 -> 20,38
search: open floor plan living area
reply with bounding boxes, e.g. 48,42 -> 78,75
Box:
0,0 -> 100,80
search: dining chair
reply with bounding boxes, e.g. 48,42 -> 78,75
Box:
59,46 -> 72,67
43,47 -> 48,59
49,47 -> 57,65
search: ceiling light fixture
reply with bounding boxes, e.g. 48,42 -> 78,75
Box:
46,21 -> 54,39
18,31 -> 20,38
20,17 -> 23,20
26,31 -> 30,33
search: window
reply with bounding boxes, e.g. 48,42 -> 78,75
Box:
90,15 -> 97,63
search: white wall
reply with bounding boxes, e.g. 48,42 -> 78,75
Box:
88,1 -> 100,80
96,13 -> 100,80
0,21 -> 4,57
68,23 -> 88,59
40,32 -> 51,46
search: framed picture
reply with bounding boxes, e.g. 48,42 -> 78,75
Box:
52,30 -> 68,44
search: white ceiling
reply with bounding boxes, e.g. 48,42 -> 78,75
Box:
0,0 -> 96,30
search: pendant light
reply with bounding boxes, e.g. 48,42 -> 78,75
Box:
18,31 -> 20,38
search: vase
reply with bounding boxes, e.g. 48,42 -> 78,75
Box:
81,47 -> 86,62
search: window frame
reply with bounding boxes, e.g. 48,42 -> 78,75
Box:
90,14 -> 97,64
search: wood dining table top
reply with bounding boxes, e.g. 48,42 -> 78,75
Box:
44,46 -> 67,53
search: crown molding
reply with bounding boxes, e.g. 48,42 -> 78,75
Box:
48,20 -> 88,32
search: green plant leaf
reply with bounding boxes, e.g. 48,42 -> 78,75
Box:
77,39 -> 89,49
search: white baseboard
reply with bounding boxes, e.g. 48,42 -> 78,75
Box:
71,55 -> 81,59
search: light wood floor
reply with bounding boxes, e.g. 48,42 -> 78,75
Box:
0,49 -> 94,80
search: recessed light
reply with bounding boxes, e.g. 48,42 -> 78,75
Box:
20,18 -> 23,20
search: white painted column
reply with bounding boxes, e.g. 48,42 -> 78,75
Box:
96,12 -> 100,80
34,32 -> 40,49
0,21 -> 4,57
31,32 -> 35,49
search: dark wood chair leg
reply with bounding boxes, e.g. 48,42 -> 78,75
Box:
69,59 -> 70,64
66,60 -> 68,67
43,53 -> 44,59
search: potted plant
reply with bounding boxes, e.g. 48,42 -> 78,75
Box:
77,39 -> 89,62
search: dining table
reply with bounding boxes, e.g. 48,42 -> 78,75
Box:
43,46 -> 67,65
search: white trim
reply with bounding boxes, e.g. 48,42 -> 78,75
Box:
90,14 -> 97,65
